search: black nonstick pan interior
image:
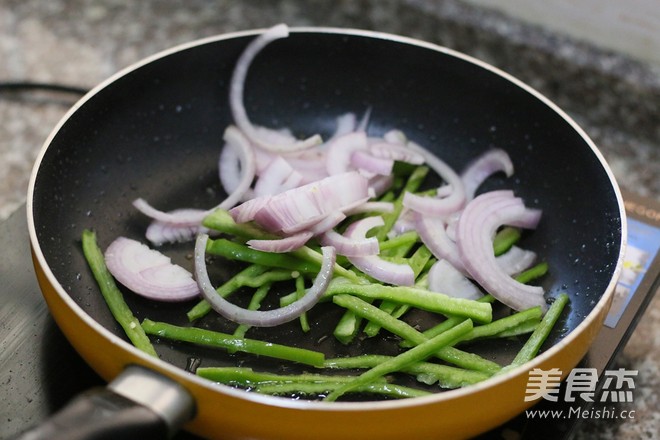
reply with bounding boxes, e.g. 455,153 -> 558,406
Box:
30,29 -> 624,395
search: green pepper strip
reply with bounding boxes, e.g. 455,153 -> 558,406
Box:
455,306 -> 542,344
81,230 -> 157,357
332,295 -> 500,374
507,293 -> 570,369
324,355 -> 490,389
492,226 -> 522,256
141,319 -> 325,367
407,295 -> 496,345
196,366 -> 387,385
206,238 -> 320,272
323,319 -> 473,401
232,284 -> 272,339
332,307 -> 364,345
494,319 -> 540,339
514,262 -> 549,284
378,231 -> 419,254
256,382 -> 431,399
326,283 -> 492,324
364,245 -> 434,337
295,276 -> 310,333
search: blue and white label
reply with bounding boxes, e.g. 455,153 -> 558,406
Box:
605,218 -> 660,328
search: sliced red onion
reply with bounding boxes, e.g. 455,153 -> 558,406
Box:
330,113 -> 358,139
444,211 -> 461,242
344,216 -> 415,286
388,208 -> 417,238
247,231 -> 314,253
276,193 -> 369,236
104,237 -> 200,302
281,152 -> 329,184
216,126 -> 258,210
195,234 -> 335,326
461,149 -> 514,201
145,217 -> 208,246
382,129 -> 407,145
228,195 -> 269,224
229,24 -> 322,152
252,144 -> 278,174
251,124 -> 297,145
132,200 -> 210,246
351,150 -> 394,176
356,107 -> 372,132
218,126 -> 263,204
428,259 -> 483,300
250,171 -> 369,233
133,198 -> 209,226
218,140 -> 243,196
402,141 -> 466,218
496,246 -> 537,276
369,141 -> 425,165
307,211 -> 346,235
253,156 -> 304,197
325,131 -> 369,175
348,255 -> 415,286
368,174 -> 394,197
506,207 -> 543,230
414,211 -> 468,275
456,191 -> 546,312
319,231 -> 379,257
248,129 -> 326,182
436,184 -> 453,198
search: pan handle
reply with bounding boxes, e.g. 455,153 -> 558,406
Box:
13,365 -> 196,440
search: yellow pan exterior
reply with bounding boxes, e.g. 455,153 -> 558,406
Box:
33,248 -> 616,440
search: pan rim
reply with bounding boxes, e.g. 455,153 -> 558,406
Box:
26,25 -> 627,412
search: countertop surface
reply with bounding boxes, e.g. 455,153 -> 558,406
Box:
1,1 -> 658,439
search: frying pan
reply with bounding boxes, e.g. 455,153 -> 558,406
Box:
23,27 -> 625,440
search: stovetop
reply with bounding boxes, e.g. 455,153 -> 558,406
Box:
1,190 -> 658,440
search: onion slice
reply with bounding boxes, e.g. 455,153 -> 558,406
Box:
344,216 -> 415,286
218,126 -> 257,210
496,246 -> 537,276
249,171 -> 369,233
132,200 -> 210,246
229,24 -> 322,152
456,191 -> 546,312
319,227 -> 379,257
428,259 -> 482,300
415,211 -> 468,275
369,141 -> 425,165
133,198 -> 208,226
461,149 -> 514,201
351,150 -> 393,176
104,237 -> 200,302
326,131 -> 369,175
195,234 -> 335,326
253,156 -> 304,197
402,141 -> 466,218
145,218 -> 206,246
247,231 -> 314,253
